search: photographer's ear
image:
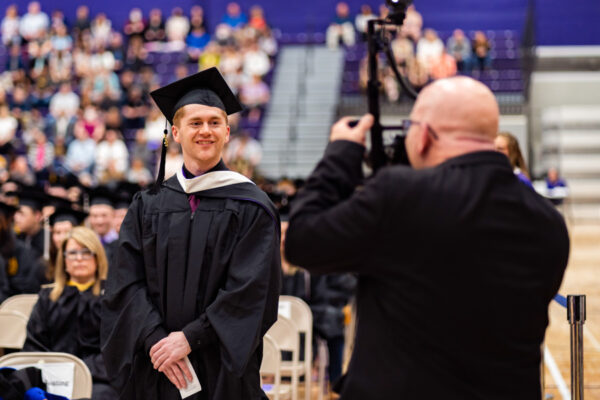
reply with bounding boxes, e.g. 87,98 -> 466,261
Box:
417,122 -> 432,155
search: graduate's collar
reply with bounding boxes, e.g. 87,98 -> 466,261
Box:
67,279 -> 95,292
176,161 -> 253,194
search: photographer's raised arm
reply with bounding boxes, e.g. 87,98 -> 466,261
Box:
285,114 -> 389,273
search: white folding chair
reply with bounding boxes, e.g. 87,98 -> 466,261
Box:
0,294 -> 39,319
261,334 -> 291,400
0,352 -> 93,399
279,295 -> 313,400
267,315 -> 301,400
0,309 -> 28,350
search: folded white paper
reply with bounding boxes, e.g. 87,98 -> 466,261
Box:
179,356 -> 202,399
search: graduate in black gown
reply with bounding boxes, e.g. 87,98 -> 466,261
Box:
0,200 -> 46,303
11,191 -> 46,259
24,226 -> 117,399
101,67 -> 281,400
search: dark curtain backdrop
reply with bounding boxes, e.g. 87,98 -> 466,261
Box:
9,0 -> 600,45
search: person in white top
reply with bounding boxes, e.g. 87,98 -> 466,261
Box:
243,41 -> 270,77
49,82 -> 80,139
165,7 -> 190,47
1,4 -> 20,46
417,28 -> 445,72
0,105 -> 18,152
95,129 -> 129,184
19,1 -> 49,42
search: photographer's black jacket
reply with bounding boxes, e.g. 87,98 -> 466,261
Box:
285,140 -> 569,400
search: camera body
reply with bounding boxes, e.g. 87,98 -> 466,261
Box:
385,0 -> 413,25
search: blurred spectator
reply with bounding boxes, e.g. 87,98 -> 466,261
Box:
124,8 -> 146,40
165,7 -> 190,49
221,2 -> 247,29
48,49 -> 73,83
130,129 -> 152,166
248,6 -> 268,34
103,106 -> 123,131
90,43 -> 116,73
259,27 -> 278,58
144,8 -> 166,44
406,57 -> 429,90
127,157 -> 153,186
72,5 -> 91,39
240,75 -> 270,122
417,28 -> 444,72
79,106 -> 105,142
5,43 -> 25,73
190,5 -> 207,32
89,67 -> 120,106
64,123 -> 95,176
326,2 -> 356,49
0,104 -> 17,154
446,29 -> 471,72
199,42 -> 221,71
430,48 -> 457,80
354,4 -> 376,41
91,12 -> 112,48
495,132 -> 532,187
122,85 -> 148,130
107,32 -> 126,71
162,139 -> 183,180
471,30 -> 492,71
1,4 -> 21,46
49,9 -> 66,33
19,1 -> 49,42
186,25 -> 211,60
144,105 -> 166,150
27,128 -> 54,181
50,23 -> 72,52
48,82 -> 79,140
95,129 -> 128,183
9,155 -> 35,185
546,167 -> 567,190
138,66 -> 157,98
243,40 -> 270,77
391,35 -> 414,66
10,85 -> 33,117
401,4 -> 423,43
224,131 -> 263,167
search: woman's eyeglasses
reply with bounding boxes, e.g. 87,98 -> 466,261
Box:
64,249 -> 95,260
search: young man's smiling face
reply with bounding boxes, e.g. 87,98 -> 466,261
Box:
172,103 -> 230,175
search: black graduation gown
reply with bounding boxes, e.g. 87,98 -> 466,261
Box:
101,174 -> 281,400
23,285 -> 117,399
0,238 -> 47,303
17,229 -> 45,259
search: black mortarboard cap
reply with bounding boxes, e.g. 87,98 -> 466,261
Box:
88,186 -> 117,208
150,67 -> 243,124
7,188 -> 48,211
0,200 -> 18,217
149,67 -> 243,192
49,206 -> 88,226
114,181 -> 141,210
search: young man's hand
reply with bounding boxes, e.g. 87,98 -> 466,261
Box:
149,331 -> 193,389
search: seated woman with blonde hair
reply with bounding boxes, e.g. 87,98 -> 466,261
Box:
494,132 -> 533,187
24,226 -> 117,399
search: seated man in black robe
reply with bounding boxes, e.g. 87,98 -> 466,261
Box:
0,200 -> 47,302
101,67 -> 281,400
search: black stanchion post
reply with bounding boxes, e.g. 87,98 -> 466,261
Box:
567,294 -> 586,400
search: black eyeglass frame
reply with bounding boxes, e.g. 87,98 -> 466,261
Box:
401,119 -> 439,140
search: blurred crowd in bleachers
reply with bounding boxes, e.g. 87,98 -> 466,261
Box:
0,1 -> 277,191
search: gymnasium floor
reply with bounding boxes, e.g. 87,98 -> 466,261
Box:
544,221 -> 600,399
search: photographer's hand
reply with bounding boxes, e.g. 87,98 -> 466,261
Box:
330,114 -> 374,146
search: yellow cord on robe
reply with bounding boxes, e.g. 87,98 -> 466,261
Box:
7,257 -> 18,276
67,279 -> 95,292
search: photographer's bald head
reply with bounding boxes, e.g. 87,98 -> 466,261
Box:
331,76 -> 500,169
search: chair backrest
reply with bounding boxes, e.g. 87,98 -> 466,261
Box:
0,310 -> 28,349
261,334 -> 282,400
0,294 -> 39,319
279,295 -> 313,366
266,315 -> 299,363
0,352 -> 93,399
279,296 -> 312,336
261,334 -> 281,376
